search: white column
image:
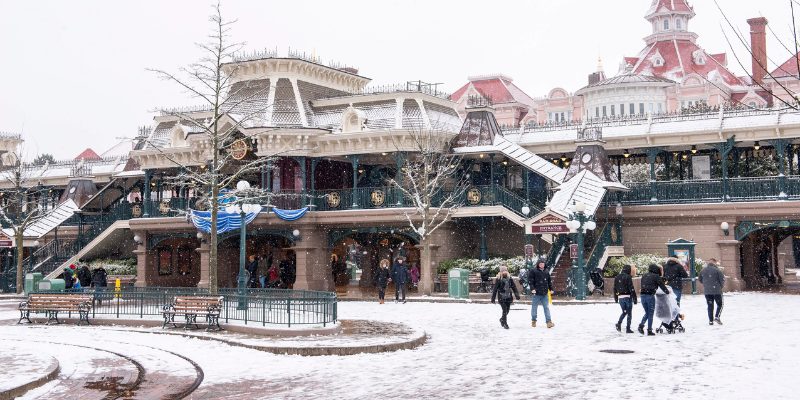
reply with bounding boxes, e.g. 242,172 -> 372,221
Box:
394,97 -> 404,129
290,78 -> 309,127
415,98 -> 433,130
264,80 -> 277,126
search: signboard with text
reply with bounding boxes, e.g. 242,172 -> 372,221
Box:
528,211 -> 569,234
570,244 -> 578,259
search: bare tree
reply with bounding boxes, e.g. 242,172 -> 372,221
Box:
146,2 -> 280,294
0,149 -> 49,293
387,128 -> 469,295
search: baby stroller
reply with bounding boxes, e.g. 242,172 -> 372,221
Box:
518,268 -> 530,295
654,288 -> 685,334
478,268 -> 492,293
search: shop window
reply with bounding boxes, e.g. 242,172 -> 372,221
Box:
157,247 -> 173,275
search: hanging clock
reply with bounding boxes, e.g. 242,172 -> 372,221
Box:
581,152 -> 593,164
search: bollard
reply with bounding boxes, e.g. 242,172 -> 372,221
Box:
114,278 -> 121,299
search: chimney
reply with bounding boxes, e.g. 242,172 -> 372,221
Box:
747,17 -> 768,85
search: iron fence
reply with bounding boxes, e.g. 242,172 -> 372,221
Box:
30,287 -> 337,327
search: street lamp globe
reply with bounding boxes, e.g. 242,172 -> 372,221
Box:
196,232 -> 204,240
521,205 -> 531,216
133,235 -> 141,244
33,240 -> 40,247
566,220 -> 580,230
574,201 -> 587,213
585,220 -> 597,231
292,229 -> 300,237
225,205 -> 240,214
236,180 -> 251,191
417,226 -> 426,237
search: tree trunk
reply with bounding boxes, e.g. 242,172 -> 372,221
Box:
209,184 -> 219,295
15,233 -> 23,294
418,239 -> 433,295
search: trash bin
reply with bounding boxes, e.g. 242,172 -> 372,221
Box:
448,268 -> 470,299
47,279 -> 66,292
24,272 -> 43,294
38,280 -> 52,291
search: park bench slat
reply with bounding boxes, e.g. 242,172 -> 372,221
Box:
19,294 -> 93,325
162,295 -> 224,331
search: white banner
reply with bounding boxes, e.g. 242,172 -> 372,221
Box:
692,155 -> 711,180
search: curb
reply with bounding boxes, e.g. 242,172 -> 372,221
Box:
337,297 -> 614,306
0,356 -> 60,400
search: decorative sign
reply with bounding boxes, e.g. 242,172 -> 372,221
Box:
158,200 -> 171,215
610,226 -> 618,243
370,189 -> 386,206
692,155 -> 711,180
327,192 -> 341,208
524,244 -> 534,258
529,211 -> 569,234
570,244 -> 579,259
0,239 -> 12,247
466,187 -> 482,205
229,139 -> 249,160
131,204 -> 143,218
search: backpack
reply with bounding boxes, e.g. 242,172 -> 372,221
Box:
499,278 -> 513,300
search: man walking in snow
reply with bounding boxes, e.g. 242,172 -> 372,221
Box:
528,258 -> 554,328
663,257 -> 688,306
391,257 -> 408,303
699,258 -> 725,325
613,264 -> 637,333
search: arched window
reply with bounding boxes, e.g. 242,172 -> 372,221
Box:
663,19 -> 670,30
676,18 -> 683,30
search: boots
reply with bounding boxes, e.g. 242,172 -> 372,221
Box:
714,317 -> 723,325
615,322 -> 621,332
625,327 -> 634,334
379,299 -> 384,304
546,321 -> 554,328
638,325 -> 644,334
531,320 -> 536,328
647,330 -> 656,336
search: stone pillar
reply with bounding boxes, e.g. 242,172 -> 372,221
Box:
292,227 -> 332,291
717,239 -> 745,291
197,239 -> 210,289
351,156 -> 360,209
133,232 -> 148,287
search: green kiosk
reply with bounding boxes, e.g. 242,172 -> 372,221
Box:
666,238 -> 697,294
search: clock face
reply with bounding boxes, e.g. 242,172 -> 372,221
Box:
581,152 -> 593,164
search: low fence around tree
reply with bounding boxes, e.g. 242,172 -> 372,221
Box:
29,287 -> 337,327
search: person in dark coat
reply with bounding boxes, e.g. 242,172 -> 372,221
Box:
245,255 -> 260,288
613,264 -> 638,333
77,266 -> 92,287
528,258 -> 554,328
638,263 -> 670,335
663,257 -> 689,306
699,259 -> 725,325
375,259 -> 390,304
63,267 -> 74,289
391,257 -> 408,303
491,265 -> 520,329
91,266 -> 108,306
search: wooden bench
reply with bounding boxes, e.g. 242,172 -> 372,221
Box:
162,296 -> 224,331
18,294 -> 93,325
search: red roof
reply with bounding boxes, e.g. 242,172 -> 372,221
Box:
647,0 -> 693,14
631,40 -> 742,86
451,76 -> 534,105
74,148 -> 102,161
771,53 -> 800,79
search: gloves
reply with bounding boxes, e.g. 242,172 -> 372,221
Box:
491,300 -> 495,304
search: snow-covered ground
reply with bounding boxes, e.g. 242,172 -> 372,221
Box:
0,293 -> 797,399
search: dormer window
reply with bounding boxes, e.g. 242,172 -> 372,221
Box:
676,18 -> 683,30
692,50 -> 706,65
663,19 -> 670,30
653,50 -> 665,67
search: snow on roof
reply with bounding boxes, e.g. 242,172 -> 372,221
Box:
74,148 -> 102,161
631,40 -> 742,86
548,170 -> 607,218
646,0 -> 693,16
451,76 -> 535,106
771,53 -> 800,79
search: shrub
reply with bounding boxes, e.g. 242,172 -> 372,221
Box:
437,256 -> 543,276
605,254 -> 705,278
77,258 -> 137,276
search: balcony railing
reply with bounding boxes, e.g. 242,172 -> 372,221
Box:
614,175 -> 800,205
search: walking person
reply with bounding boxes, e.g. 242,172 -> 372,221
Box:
699,258 -> 725,325
663,257 -> 689,306
90,266 -> 108,306
391,257 -> 408,303
528,258 -> 554,328
375,259 -> 390,304
613,264 -> 638,333
410,263 -> 420,288
638,264 -> 670,336
491,265 -> 520,329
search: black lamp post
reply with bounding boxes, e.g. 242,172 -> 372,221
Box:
566,201 -> 596,300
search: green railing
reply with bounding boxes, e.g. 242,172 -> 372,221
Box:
545,234 -> 569,274
617,176 -> 800,205
585,222 -> 622,272
29,287 -> 337,327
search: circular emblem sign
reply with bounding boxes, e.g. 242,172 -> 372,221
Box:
131,204 -> 142,218
158,200 -> 171,215
467,187 -> 482,205
327,192 -> 341,208
371,190 -> 386,206
229,139 -> 249,160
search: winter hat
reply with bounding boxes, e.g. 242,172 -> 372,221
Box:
499,265 -> 509,276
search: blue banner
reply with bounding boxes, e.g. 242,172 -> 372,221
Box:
189,204 -> 262,234
273,207 -> 308,221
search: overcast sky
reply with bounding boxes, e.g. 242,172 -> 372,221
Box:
0,0 -> 795,160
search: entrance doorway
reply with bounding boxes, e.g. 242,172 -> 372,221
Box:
218,230 -> 295,288
330,231 -> 419,290
738,221 -> 800,289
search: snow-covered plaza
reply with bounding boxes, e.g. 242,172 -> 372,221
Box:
0,292 -> 796,399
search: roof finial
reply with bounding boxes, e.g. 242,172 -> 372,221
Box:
597,56 -> 604,73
